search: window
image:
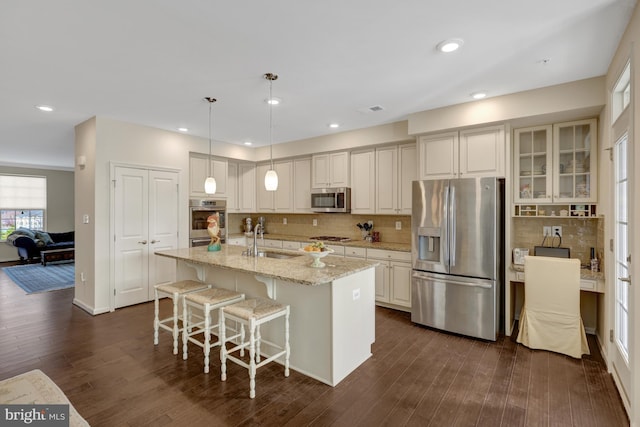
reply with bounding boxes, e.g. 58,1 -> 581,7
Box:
612,61 -> 631,123
0,175 -> 47,240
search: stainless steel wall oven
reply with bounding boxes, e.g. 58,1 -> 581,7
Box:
189,199 -> 226,247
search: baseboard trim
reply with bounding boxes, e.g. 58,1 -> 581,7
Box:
595,332 -> 608,366
375,301 -> 410,313
73,298 -> 109,315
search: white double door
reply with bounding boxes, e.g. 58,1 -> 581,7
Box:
113,166 -> 179,308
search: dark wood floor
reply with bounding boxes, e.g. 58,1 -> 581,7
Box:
0,263 -> 628,427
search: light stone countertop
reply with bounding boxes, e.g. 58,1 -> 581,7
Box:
228,232 -> 411,253
511,263 -> 604,281
155,245 -> 378,286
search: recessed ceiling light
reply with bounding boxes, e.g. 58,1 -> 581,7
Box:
266,97 -> 281,105
328,123 -> 340,129
35,104 -> 54,112
471,92 -> 487,100
178,127 -> 188,132
436,38 -> 464,53
243,141 -> 253,146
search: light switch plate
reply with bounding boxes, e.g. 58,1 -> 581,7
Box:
312,219 -> 317,226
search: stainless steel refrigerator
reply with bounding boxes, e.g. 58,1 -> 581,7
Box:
411,177 -> 504,341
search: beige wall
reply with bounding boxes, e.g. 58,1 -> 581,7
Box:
512,217 -> 604,268
0,166 -> 74,262
73,117 -> 257,313
408,77 -> 605,135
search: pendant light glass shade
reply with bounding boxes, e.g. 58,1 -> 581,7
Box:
264,73 -> 278,191
264,169 -> 278,191
204,97 -> 217,195
204,176 -> 217,194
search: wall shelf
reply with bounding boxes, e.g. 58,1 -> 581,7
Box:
513,204 -> 597,218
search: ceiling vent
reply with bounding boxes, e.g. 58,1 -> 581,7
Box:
368,105 -> 384,112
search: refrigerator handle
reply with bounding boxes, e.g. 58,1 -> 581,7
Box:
411,272 -> 492,289
443,184 -> 449,266
450,185 -> 456,267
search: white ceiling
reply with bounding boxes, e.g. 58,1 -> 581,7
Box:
0,0 -> 635,170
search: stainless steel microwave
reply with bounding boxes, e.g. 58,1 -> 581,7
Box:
311,187 -> 351,213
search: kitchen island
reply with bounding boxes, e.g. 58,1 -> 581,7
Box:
155,245 -> 377,386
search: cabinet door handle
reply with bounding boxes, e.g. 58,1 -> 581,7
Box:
151,240 -> 160,244
138,240 -> 148,245
619,277 -> 631,284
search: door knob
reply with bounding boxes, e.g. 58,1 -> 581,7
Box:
138,240 -> 148,245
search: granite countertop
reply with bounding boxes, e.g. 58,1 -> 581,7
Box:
155,245 -> 378,286
228,232 -> 411,252
511,263 -> 604,281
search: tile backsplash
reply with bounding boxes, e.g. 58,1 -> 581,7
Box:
512,217 -> 604,270
229,213 -> 411,244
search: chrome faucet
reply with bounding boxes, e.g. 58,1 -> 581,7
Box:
253,223 -> 262,256
243,223 -> 263,257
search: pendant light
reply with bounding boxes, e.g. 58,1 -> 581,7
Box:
264,73 -> 278,191
204,97 -> 217,195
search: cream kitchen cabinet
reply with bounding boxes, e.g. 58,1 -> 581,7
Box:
367,248 -> 412,310
274,161 -> 294,212
256,163 -> 273,211
227,162 -> 256,213
514,119 -> 597,205
513,125 -> 552,203
282,240 -> 302,250
375,143 -> 417,215
350,149 -> 375,214
293,158 -> 312,213
418,125 -> 505,180
227,235 -> 247,246
256,161 -> 293,212
553,119 -> 598,203
312,151 -> 350,188
189,153 -> 227,197
344,246 -> 366,258
257,238 -> 283,249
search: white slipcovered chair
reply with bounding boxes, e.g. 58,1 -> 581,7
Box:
516,256 -> 590,358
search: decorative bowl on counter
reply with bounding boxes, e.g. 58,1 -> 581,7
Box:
299,247 -> 334,268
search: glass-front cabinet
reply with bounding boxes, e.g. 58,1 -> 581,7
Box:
514,125 -> 552,203
514,119 -> 597,205
553,119 -> 597,203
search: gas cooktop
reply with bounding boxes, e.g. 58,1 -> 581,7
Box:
310,236 -> 352,242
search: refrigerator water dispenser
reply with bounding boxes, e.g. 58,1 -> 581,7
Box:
417,227 -> 442,263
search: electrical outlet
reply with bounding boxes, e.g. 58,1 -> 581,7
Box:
552,225 -> 562,237
395,221 -> 402,230
352,288 -> 360,300
283,217 -> 287,225
312,219 -> 318,226
543,226 -> 552,236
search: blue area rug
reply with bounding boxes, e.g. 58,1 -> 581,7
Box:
3,263 -> 75,294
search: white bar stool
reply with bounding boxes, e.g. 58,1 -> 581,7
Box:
153,280 -> 210,355
219,298 -> 290,398
182,288 -> 245,373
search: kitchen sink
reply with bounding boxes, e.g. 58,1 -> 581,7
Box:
257,251 -> 303,259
